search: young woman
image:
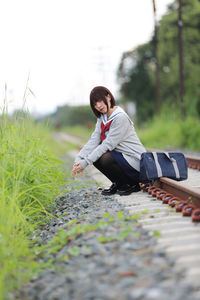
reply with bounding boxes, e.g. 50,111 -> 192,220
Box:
72,86 -> 146,196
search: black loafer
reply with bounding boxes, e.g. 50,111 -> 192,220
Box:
101,183 -> 118,196
117,183 -> 140,196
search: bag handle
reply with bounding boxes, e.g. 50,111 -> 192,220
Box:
164,152 -> 180,179
152,152 -> 162,177
152,152 -> 180,179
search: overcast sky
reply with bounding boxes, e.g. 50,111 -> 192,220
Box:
0,0 -> 174,115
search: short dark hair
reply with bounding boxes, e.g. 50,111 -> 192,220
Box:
90,86 -> 116,118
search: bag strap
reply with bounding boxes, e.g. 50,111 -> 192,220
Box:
164,152 -> 180,179
152,152 -> 180,179
152,152 -> 163,177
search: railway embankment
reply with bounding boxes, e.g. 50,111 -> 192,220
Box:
13,135 -> 200,300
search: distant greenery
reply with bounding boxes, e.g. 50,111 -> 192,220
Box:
117,0 -> 200,122
39,104 -> 96,129
179,118 -> 200,150
138,110 -> 200,151
118,42 -> 155,122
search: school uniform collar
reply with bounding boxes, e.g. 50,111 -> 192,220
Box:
101,106 -> 125,125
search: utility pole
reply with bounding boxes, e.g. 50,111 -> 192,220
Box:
178,0 -> 185,119
152,0 -> 161,116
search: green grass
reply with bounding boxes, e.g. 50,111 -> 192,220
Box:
0,112 -> 69,299
38,211 -> 142,258
137,117 -> 182,149
179,117 -> 200,150
137,115 -> 200,151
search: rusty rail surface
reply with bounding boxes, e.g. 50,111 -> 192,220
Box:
155,177 -> 200,208
140,179 -> 200,222
140,154 -> 200,222
186,155 -> 200,171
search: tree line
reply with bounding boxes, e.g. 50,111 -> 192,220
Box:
117,0 -> 200,123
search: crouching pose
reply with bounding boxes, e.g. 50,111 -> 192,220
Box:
72,86 -> 146,196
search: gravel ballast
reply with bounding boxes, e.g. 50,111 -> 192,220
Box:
13,172 -> 200,300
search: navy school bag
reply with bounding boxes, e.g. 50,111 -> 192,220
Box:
139,152 -> 188,182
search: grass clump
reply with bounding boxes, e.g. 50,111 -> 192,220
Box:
137,112 -> 200,151
0,112 -> 65,299
179,117 -> 200,150
138,116 -> 182,150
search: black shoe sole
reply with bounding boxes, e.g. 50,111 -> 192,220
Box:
101,190 -> 117,196
117,186 -> 140,196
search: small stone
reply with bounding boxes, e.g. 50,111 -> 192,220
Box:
118,270 -> 136,277
145,287 -> 164,299
129,287 -> 146,299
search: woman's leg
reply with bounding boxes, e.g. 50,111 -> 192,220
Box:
93,152 -> 134,187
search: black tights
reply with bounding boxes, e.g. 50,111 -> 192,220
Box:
93,152 -> 136,187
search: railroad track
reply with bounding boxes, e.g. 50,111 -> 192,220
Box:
140,155 -> 200,222
58,133 -> 200,296
187,155 -> 200,171
116,154 -> 200,294
88,153 -> 200,295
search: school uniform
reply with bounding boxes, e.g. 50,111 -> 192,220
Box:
74,107 -> 146,186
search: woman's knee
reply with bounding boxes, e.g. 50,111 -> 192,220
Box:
97,152 -> 113,167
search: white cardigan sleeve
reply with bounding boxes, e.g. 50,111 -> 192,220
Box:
82,113 -> 131,168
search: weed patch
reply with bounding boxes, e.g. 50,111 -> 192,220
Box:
36,211 -> 143,263
0,113 -> 67,299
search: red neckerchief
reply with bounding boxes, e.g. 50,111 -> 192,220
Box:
100,120 -> 112,141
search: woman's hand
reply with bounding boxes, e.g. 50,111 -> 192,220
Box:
72,162 -> 83,176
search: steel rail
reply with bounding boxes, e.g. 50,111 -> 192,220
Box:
154,177 -> 200,208
186,155 -> 200,170
139,153 -> 200,221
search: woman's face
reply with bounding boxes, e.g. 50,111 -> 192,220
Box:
94,95 -> 111,114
